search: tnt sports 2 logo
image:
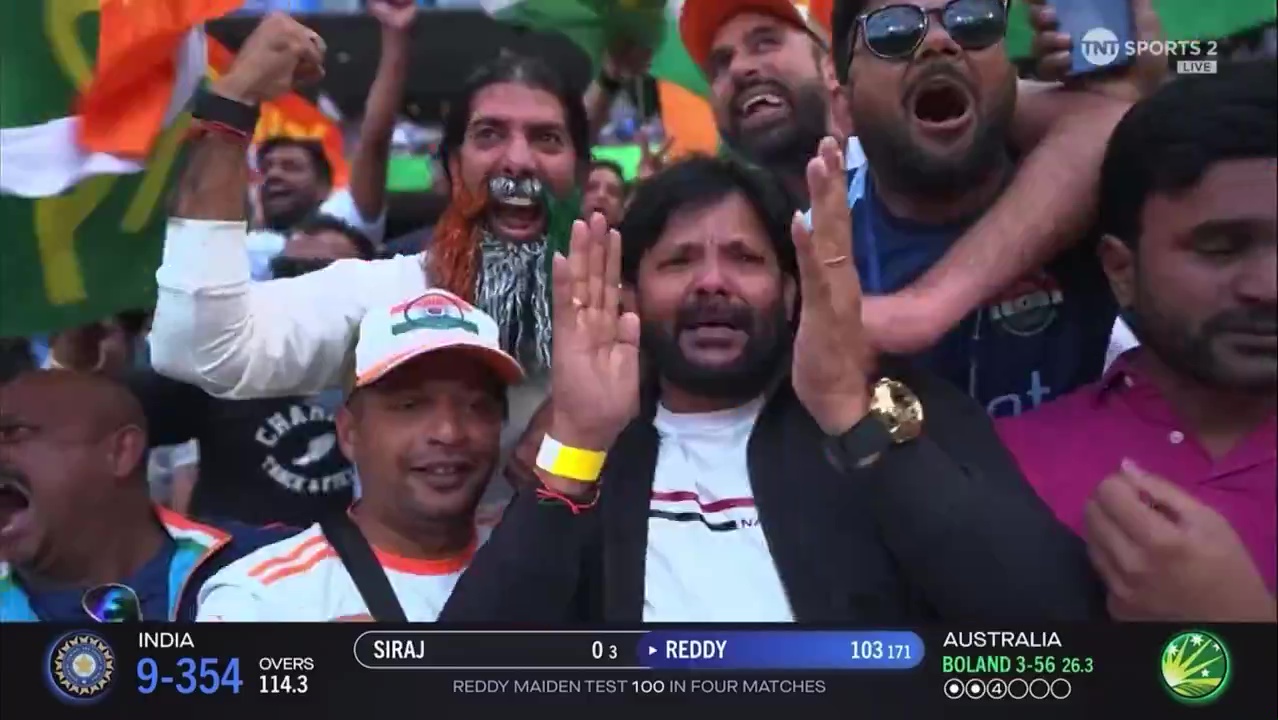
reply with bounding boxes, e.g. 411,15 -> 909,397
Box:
1080,27 -> 1218,73
46,631 -> 116,703
391,292 -> 479,336
1159,630 -> 1232,706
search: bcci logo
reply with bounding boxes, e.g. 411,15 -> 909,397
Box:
1080,27 -> 1122,67
391,292 -> 479,336
46,631 -> 115,703
988,272 -> 1064,337
1159,630 -> 1231,706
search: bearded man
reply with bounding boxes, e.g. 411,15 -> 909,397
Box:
149,15 -> 590,456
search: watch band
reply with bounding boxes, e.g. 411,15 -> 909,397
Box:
192,87 -> 260,136
823,412 -> 894,473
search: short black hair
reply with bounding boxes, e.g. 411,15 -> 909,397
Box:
589,158 -> 627,184
257,137 -> 334,186
618,155 -> 800,285
831,0 -> 863,85
293,213 -> 376,260
1099,59 -> 1278,248
440,51 -> 591,180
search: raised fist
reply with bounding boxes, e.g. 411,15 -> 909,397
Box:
213,13 -> 326,105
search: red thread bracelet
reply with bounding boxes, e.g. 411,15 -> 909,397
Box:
187,119 -> 252,143
535,484 -> 599,515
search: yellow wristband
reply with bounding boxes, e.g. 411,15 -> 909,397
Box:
535,435 -> 607,483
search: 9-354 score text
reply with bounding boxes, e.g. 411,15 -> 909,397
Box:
133,632 -> 315,696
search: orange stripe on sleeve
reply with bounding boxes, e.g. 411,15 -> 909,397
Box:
247,535 -> 329,578
259,548 -> 339,587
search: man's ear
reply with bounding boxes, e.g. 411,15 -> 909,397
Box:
336,403 -> 358,462
1099,234 -> 1136,309
107,424 -> 147,483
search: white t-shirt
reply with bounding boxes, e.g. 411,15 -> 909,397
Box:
642,398 -> 795,623
247,189 -> 387,281
196,522 -> 490,622
1106,317 -> 1139,370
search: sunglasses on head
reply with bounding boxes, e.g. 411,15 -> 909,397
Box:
855,0 -> 1010,60
82,583 -> 143,623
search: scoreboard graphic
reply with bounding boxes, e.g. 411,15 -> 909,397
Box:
2,625 -> 1272,716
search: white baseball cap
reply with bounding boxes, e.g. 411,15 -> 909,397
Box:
354,290 -> 525,389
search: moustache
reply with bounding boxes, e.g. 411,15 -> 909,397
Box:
0,464 -> 28,490
673,298 -> 756,333
269,255 -> 336,280
488,176 -> 544,204
1205,307 -> 1278,336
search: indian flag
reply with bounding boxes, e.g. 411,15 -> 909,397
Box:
0,0 -> 241,337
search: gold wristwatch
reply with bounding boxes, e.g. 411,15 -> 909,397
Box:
823,378 -> 924,471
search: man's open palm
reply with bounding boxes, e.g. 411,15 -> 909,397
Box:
549,213 -> 641,450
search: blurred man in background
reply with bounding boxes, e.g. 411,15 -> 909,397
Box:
580,159 -> 628,226
243,0 -> 415,280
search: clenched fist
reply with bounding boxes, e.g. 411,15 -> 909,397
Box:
212,12 -> 326,106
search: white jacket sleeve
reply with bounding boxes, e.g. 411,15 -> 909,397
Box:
150,219 -> 429,399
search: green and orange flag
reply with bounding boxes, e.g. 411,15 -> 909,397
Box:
0,0 -> 242,337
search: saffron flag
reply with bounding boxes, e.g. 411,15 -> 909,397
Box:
0,0 -> 240,337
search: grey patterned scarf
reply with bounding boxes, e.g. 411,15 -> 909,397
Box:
470,230 -> 552,372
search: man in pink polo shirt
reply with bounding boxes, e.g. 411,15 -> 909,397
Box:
999,62 -> 1277,623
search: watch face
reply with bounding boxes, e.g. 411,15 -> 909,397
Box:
871,379 -> 923,441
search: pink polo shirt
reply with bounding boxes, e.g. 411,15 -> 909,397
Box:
997,353 -> 1277,594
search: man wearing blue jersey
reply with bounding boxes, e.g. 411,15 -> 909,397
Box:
0,371 -> 292,622
830,0 -> 1120,416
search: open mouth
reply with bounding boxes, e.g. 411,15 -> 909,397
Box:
910,78 -> 973,129
678,306 -> 750,353
735,84 -> 791,126
260,182 -> 296,209
0,479 -> 32,538
488,176 -> 547,239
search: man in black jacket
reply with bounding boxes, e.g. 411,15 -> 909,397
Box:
442,146 -> 1103,623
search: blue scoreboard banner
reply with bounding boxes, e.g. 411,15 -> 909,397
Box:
0,624 -> 1273,716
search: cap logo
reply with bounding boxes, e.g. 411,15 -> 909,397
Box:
390,292 -> 479,336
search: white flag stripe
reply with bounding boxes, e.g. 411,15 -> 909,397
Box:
0,28 -> 207,199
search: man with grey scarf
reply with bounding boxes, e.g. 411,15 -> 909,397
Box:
147,15 -> 592,504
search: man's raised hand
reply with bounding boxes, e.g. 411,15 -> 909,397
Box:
213,13 -> 326,106
789,136 -> 874,435
548,213 -> 642,459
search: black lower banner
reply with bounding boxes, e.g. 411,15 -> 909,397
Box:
0,624 -> 1273,717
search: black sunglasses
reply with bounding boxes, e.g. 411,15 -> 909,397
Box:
855,0 -> 1010,60
82,583 -> 143,622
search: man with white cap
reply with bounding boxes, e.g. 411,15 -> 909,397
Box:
194,290 -> 521,622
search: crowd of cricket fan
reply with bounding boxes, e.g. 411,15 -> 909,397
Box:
0,1 -> 1274,626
